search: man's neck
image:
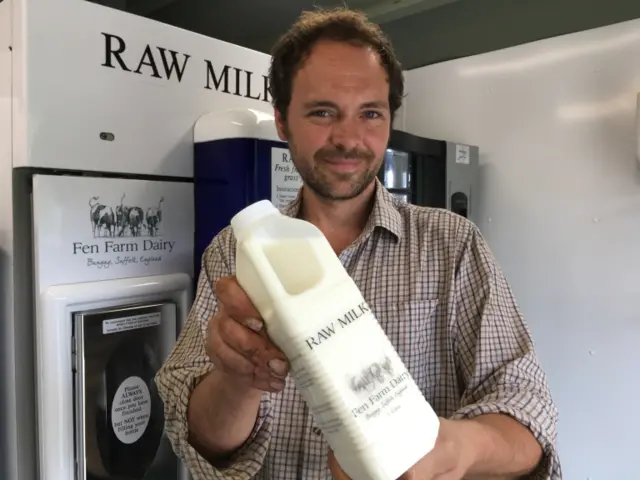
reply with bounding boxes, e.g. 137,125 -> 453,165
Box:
300,182 -> 376,255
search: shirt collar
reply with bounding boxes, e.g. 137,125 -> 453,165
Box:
282,178 -> 403,240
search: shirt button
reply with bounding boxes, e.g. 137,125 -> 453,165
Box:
312,426 -> 322,435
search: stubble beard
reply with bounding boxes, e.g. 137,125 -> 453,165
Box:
302,164 -> 378,201
286,134 -> 381,201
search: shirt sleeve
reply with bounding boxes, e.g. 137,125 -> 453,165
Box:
154,231 -> 273,480
449,223 -> 562,480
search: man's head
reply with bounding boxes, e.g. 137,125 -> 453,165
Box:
268,8 -> 404,201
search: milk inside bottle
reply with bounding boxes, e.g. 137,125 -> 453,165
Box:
230,199 -> 440,480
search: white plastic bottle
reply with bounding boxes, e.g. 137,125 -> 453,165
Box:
230,200 -> 440,480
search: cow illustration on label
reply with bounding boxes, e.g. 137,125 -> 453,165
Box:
90,197 -> 116,238
89,195 -> 164,238
145,197 -> 164,237
116,194 -> 145,237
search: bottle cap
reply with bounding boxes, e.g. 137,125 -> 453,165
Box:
230,200 -> 279,238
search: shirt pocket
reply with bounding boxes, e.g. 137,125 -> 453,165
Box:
369,299 -> 439,394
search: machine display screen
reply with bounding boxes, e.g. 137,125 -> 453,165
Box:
381,149 -> 410,190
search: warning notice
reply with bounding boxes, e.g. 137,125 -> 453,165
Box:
111,376 -> 152,444
103,312 -> 161,335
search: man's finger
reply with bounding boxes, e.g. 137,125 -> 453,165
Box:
210,334 -> 255,376
207,316 -> 287,393
215,276 -> 263,330
219,314 -> 270,360
217,315 -> 289,376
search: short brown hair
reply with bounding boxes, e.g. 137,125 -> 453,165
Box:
268,8 -> 404,122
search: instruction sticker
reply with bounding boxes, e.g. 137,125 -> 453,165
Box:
102,312 -> 161,335
271,147 -> 303,209
111,376 -> 152,444
455,144 -> 470,164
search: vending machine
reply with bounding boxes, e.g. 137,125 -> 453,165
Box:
193,108 -> 299,279
27,173 -> 194,480
1,0 -> 277,478
379,129 -> 480,223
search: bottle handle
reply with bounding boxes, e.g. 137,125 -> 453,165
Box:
241,242 -> 292,301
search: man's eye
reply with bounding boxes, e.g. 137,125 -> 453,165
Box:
364,111 -> 383,119
309,110 -> 331,117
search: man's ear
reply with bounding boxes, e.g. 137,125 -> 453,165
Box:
274,109 -> 288,142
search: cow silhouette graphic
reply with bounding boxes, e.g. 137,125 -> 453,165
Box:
89,195 -> 164,238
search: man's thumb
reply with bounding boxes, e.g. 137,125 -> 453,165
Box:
327,449 -> 351,479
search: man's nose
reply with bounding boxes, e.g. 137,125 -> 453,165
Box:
329,117 -> 363,151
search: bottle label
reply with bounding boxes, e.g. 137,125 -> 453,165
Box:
301,300 -> 372,352
347,353 -> 412,423
288,299 -> 419,445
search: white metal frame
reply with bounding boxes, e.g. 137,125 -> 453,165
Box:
36,273 -> 192,480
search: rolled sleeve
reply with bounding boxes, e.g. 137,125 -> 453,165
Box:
451,224 -> 561,479
154,231 -> 272,479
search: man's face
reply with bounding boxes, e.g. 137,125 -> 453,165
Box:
275,39 -> 391,201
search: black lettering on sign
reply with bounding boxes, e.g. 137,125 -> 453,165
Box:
101,33 -> 190,82
158,47 -> 190,81
134,45 -> 162,78
205,62 -> 268,101
101,32 -> 130,72
101,32 -> 270,103
204,62 -> 230,93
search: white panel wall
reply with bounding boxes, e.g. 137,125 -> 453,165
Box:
403,18 -> 640,479
0,1 -> 17,478
13,0 -> 274,177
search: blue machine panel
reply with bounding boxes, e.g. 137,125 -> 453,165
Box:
193,137 -> 289,280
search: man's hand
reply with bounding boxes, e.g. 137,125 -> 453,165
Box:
328,418 -> 476,480
187,275 -> 290,461
328,414 -> 543,479
206,276 -> 289,393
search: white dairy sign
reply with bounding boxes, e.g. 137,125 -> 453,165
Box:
32,174 -> 194,289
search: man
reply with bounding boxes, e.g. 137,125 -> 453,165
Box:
155,7 -> 561,480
